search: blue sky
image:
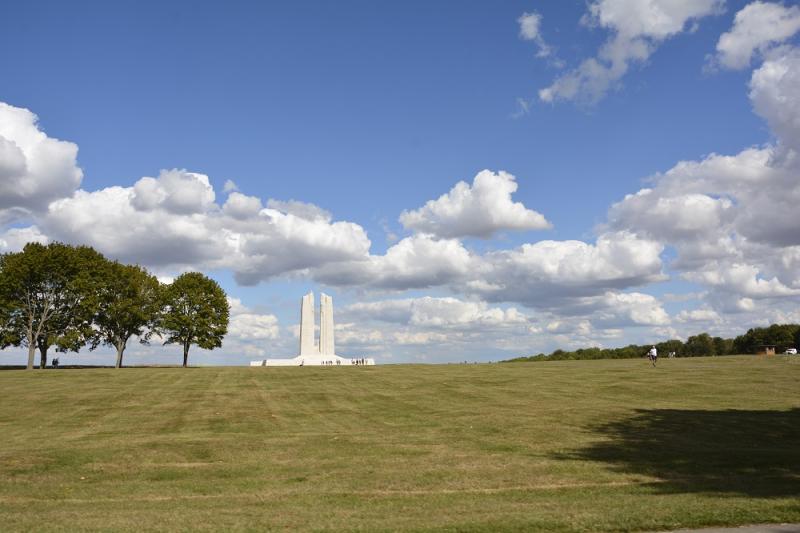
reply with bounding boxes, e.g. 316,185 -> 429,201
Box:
2,0 -> 800,365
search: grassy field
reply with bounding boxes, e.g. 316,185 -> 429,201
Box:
1,356 -> 799,532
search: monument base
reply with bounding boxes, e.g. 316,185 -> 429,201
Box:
250,355 -> 375,367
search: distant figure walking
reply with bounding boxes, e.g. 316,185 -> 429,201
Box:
648,346 -> 658,367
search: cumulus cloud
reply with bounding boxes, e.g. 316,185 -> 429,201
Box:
0,102 -> 82,220
596,291 -> 671,326
749,46 -> 800,157
222,192 -> 263,219
465,231 -> 665,307
35,170 -> 370,284
0,225 -> 48,253
540,0 -> 722,104
399,170 -> 551,239
131,169 -> 216,214
607,44 -> 800,326
233,208 -> 370,285
226,297 -> 280,341
44,185 -> 230,268
518,11 -> 552,58
265,199 -> 331,222
314,233 -> 473,290
344,296 -> 528,328
676,307 -> 723,323
684,263 -> 800,298
335,296 -> 538,359
714,1 -> 800,70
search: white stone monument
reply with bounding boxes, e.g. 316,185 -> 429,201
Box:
250,291 -> 375,366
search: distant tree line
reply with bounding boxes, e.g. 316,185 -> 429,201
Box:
505,324 -> 800,363
0,242 -> 230,369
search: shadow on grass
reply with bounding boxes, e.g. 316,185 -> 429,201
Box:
560,408 -> 800,497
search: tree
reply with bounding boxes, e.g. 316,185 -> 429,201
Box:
685,333 -> 715,356
657,339 -> 685,357
159,272 -> 229,367
91,261 -> 161,368
733,324 -> 800,353
713,336 -> 733,356
0,243 -> 104,369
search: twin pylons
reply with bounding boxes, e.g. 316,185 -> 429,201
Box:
299,292 -> 335,356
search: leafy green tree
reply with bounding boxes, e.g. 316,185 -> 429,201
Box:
764,324 -> 799,349
713,336 -> 733,356
734,324 -> 800,353
657,339 -> 685,357
91,261 -> 161,368
686,333 -> 715,356
159,272 -> 229,367
0,242 -> 105,369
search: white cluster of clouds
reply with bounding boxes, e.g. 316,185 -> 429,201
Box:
399,170 -> 551,238
344,296 -> 528,328
226,297 -> 280,342
714,1 -> 800,69
539,0 -> 723,104
27,169 -> 371,284
0,102 -> 82,223
606,9 -> 800,326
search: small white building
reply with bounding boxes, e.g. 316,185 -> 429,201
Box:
250,292 -> 375,367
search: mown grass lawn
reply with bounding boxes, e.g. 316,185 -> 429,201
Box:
1,356 -> 798,532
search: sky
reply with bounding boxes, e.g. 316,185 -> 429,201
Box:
2,0 -> 800,365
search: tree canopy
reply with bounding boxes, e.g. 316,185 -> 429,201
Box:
91,261 -> 162,368
0,242 -> 229,368
159,272 -> 230,367
506,323 -> 800,362
0,242 -> 105,369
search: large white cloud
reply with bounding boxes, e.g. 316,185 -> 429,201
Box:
399,170 -> 551,239
609,191 -> 734,242
335,296 -> 536,360
0,225 -> 48,253
0,102 -> 82,220
344,296 -> 528,328
749,46 -> 800,156
132,169 -> 216,214
232,207 -> 370,285
44,183 -> 230,268
38,171 -> 371,283
607,44 -> 800,322
226,297 -> 280,341
540,0 -> 722,104
465,231 -> 665,307
313,233 -> 474,290
715,1 -> 800,70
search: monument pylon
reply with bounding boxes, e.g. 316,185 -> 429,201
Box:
299,292 -> 316,355
251,291 -> 375,366
319,292 -> 334,356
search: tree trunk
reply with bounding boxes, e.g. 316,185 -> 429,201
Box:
27,344 -> 36,370
39,344 -> 48,369
183,343 -> 189,368
115,341 -> 125,369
